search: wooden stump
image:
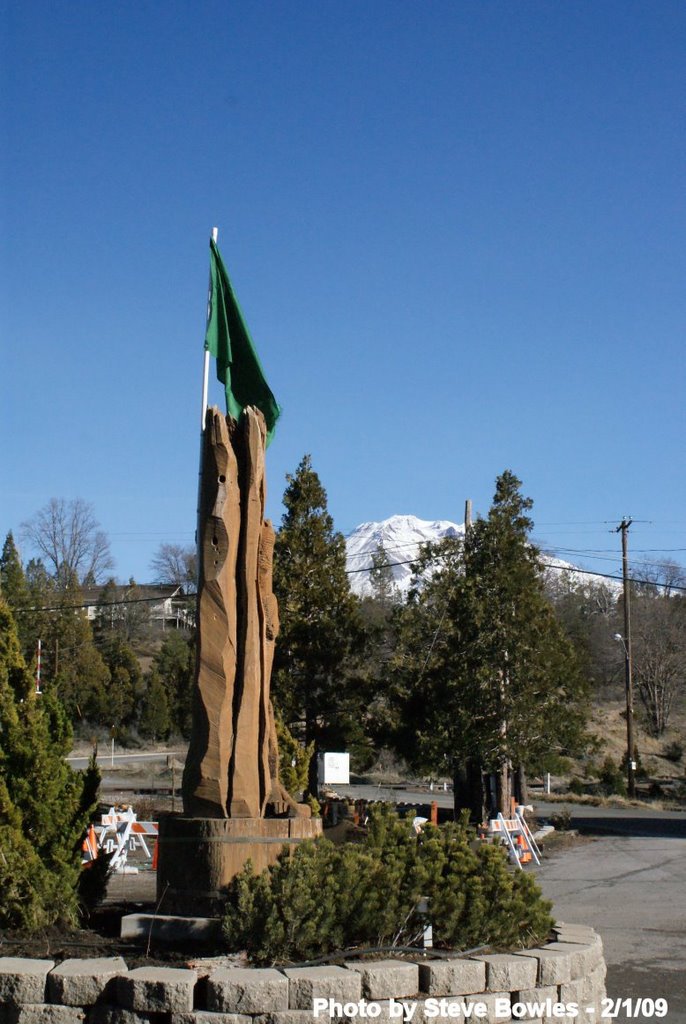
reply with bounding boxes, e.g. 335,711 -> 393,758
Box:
156,814 -> 323,917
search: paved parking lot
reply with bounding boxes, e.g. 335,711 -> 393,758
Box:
536,833 -> 686,1024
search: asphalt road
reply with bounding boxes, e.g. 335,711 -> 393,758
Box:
67,750 -> 181,770
536,833 -> 686,1024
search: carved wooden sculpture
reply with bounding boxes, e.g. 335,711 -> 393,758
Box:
158,405 -> 320,915
182,405 -> 299,818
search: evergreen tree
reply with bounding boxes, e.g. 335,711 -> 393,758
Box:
49,575 -> 110,726
0,532 -> 30,613
94,619 -> 142,731
0,533 -> 34,658
272,455 -> 367,790
369,542 -> 398,610
22,558 -> 56,671
154,632 -> 194,736
138,666 -> 171,740
390,472 -> 589,815
0,598 -> 99,929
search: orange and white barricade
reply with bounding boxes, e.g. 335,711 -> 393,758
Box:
97,807 -> 159,873
488,807 -> 541,869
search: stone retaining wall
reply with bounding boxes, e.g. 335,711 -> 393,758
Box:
0,924 -> 606,1024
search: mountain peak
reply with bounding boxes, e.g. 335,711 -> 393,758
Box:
345,514 -> 621,600
345,514 -> 464,597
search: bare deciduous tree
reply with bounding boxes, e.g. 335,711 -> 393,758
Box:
21,498 -> 114,586
632,594 -> 684,736
150,542 -> 197,588
633,558 -> 686,597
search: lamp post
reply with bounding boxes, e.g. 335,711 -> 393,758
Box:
613,633 -> 636,798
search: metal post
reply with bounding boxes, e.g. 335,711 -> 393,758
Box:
196,227 -> 219,590
616,518 -> 636,798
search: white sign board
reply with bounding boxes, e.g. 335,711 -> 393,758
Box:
318,752 -> 350,785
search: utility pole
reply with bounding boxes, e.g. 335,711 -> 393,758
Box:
616,518 -> 636,798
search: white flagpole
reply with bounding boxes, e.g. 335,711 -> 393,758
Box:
196,227 -> 219,591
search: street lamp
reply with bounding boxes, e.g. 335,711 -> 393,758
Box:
613,633 -> 636,798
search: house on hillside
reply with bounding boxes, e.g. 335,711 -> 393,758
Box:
82,583 -> 194,631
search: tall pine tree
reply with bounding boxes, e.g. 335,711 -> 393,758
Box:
0,532 -> 32,656
272,456 -> 367,791
390,472 -> 588,816
0,598 -> 99,928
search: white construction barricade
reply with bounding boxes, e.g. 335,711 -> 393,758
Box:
84,806 -> 159,874
488,805 -> 541,870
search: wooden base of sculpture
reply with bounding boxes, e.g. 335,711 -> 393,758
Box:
156,406 -> 316,914
156,814 -> 322,916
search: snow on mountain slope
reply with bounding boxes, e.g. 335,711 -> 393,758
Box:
345,514 -> 621,599
345,515 -> 464,598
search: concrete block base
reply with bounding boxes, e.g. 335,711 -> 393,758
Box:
120,914 -> 222,945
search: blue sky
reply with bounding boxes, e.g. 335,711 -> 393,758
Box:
2,1 -> 685,586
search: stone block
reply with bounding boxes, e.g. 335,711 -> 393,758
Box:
1,1008 -> 85,1024
558,979 -> 583,1005
172,1014 -> 252,1024
120,915 -> 221,945
587,963 -> 606,997
471,955 -> 536,993
86,1008 -> 154,1024
0,960 -> 55,1005
206,969 -> 288,1014
418,959 -> 486,997
346,962 -> 419,1000
468,993 -> 512,1024
543,944 -> 600,981
283,967 -> 361,1011
511,988 -> 558,1024
414,998 -> 466,1024
512,950 -> 571,987
416,994 -> 511,1024
253,1015 -> 324,1024
117,968 -> 197,1013
552,924 -> 596,941
552,930 -> 602,956
48,960 -> 128,1007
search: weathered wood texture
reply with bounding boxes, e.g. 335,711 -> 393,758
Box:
182,406 -> 292,819
157,814 -> 322,916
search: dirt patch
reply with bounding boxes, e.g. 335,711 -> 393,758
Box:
538,830 -> 594,856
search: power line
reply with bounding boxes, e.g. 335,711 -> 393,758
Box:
12,546 -> 686,616
13,591 -> 195,614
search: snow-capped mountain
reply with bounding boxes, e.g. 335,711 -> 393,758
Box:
345,514 -> 621,599
345,515 -> 464,598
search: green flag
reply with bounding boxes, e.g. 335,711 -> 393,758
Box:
204,238 -> 281,445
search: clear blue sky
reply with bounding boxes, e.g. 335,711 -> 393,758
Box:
2,1 -> 685,585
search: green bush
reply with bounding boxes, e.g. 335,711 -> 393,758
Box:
598,757 -> 627,797
662,741 -> 683,764
568,777 -> 585,796
223,805 -> 553,963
